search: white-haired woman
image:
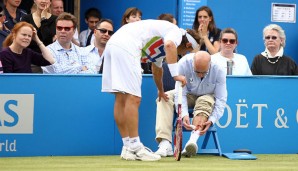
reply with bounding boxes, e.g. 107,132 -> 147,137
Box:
251,24 -> 298,75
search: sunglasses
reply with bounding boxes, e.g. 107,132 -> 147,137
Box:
96,28 -> 114,36
56,26 -> 74,31
0,13 -> 4,17
265,36 -> 278,40
221,38 -> 236,44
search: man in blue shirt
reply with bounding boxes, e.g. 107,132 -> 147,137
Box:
155,51 -> 227,157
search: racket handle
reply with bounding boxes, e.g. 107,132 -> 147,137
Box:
177,81 -> 182,104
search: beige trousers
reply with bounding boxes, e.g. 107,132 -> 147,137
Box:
155,90 -> 215,143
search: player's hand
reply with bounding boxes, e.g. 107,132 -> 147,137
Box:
182,115 -> 192,130
173,75 -> 186,86
158,90 -> 168,102
199,120 -> 212,135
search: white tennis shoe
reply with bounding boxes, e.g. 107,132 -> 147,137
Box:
155,141 -> 174,157
135,146 -> 161,161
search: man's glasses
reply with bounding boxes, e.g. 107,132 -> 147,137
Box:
221,38 -> 236,44
96,28 -> 114,36
265,36 -> 278,40
194,70 -> 208,75
56,26 -> 74,31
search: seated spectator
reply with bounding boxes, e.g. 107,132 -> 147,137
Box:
22,0 -> 57,73
121,7 -> 142,26
3,0 -> 27,31
79,8 -> 101,47
0,22 -> 55,73
211,28 -> 252,76
155,51 -> 227,158
192,6 -> 221,54
42,12 -> 96,74
251,24 -> 298,75
51,0 -> 79,46
0,5 -> 9,50
157,13 -> 177,25
82,19 -> 114,73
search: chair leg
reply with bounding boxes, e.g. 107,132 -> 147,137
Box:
198,125 -> 222,156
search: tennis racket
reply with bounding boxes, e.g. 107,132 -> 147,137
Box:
174,81 -> 183,161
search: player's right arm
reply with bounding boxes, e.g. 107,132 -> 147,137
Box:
164,40 -> 186,86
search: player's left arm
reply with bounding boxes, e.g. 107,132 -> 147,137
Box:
151,63 -> 168,102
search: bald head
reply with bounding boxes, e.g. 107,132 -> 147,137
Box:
193,51 -> 211,78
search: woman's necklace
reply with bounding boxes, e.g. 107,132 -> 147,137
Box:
265,51 -> 280,64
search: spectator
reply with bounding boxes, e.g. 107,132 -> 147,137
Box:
154,51 -> 227,158
82,19 -> 113,73
0,22 -> 55,73
251,24 -> 298,75
101,19 -> 199,161
79,7 -> 101,47
157,13 -> 176,25
50,0 -> 79,46
192,6 -> 221,54
0,5 -> 9,50
42,12 -> 96,74
121,7 -> 142,26
22,0 -> 57,73
211,28 -> 252,76
3,0 -> 27,31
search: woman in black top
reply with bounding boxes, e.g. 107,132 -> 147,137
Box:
192,6 -> 221,55
22,0 -> 56,72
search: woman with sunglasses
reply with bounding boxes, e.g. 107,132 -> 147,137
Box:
211,28 -> 252,76
251,24 -> 298,75
0,21 -> 55,73
21,0 -> 57,73
192,6 -> 220,55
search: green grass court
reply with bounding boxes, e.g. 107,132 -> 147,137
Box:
1,154 -> 297,171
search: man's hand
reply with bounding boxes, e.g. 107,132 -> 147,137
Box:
173,75 -> 187,86
199,120 -> 212,135
157,90 -> 168,102
182,115 -> 193,130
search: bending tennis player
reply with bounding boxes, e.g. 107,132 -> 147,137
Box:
102,19 -> 198,161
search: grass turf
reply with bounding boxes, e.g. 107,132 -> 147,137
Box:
0,154 -> 298,171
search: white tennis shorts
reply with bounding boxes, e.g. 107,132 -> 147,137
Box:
102,44 -> 143,97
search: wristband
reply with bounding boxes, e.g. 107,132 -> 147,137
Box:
168,63 -> 179,77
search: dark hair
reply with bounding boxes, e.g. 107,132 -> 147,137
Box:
121,7 -> 142,26
219,28 -> 238,41
56,12 -> 77,30
95,18 -> 114,29
192,6 -> 218,34
158,13 -> 175,23
84,8 -> 101,20
180,29 -> 201,47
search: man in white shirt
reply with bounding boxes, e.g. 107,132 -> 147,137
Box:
155,51 -> 227,158
83,19 -> 113,73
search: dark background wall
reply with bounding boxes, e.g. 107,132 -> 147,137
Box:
79,0 -> 298,66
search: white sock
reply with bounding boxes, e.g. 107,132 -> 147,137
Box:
189,130 -> 200,143
129,136 -> 142,151
122,137 -> 129,147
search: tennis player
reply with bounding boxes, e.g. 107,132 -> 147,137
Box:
102,19 -> 198,161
